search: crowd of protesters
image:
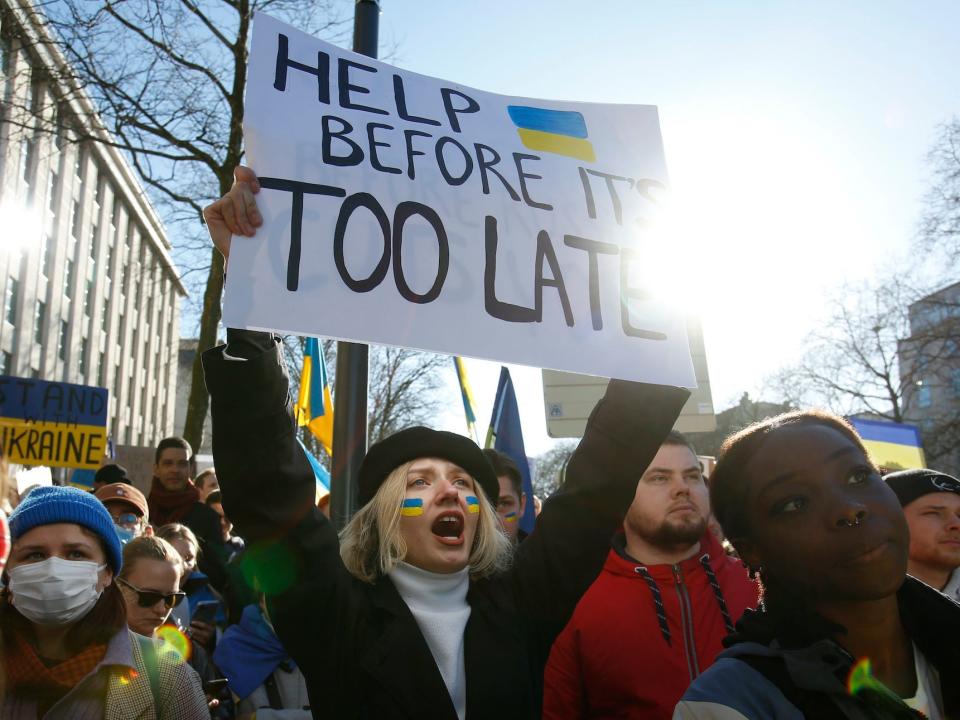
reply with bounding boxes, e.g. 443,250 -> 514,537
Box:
0,166 -> 958,719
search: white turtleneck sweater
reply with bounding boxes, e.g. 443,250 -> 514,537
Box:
388,562 -> 471,720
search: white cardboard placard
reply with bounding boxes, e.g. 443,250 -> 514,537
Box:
225,13 -> 695,387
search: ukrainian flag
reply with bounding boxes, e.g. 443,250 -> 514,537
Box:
453,357 -> 479,444
508,105 -> 596,162
296,338 -> 334,457
297,438 -> 331,505
849,418 -> 926,471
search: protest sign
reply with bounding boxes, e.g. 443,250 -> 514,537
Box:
226,14 -> 695,387
0,376 -> 109,470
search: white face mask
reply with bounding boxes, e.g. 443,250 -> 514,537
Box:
8,556 -> 107,626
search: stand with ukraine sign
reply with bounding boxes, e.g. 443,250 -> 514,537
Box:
0,376 -> 110,473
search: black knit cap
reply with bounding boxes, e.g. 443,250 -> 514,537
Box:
357,426 -> 498,507
885,468 -> 960,508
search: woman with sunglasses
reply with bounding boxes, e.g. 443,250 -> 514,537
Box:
1,485 -> 209,718
116,536 -> 187,639
674,411 -> 960,719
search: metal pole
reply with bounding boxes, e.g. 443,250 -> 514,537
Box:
330,0 -> 380,531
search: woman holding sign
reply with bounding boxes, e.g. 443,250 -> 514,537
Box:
201,167 -> 689,720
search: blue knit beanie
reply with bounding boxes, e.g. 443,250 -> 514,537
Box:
8,486 -> 123,572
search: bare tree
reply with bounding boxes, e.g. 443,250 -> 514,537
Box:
920,117 -> 960,267
770,276 -> 960,474
4,0 -> 350,451
533,440 -> 577,499
770,279 -> 914,422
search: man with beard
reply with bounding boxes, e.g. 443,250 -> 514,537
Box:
885,468 -> 960,602
542,432 -> 757,720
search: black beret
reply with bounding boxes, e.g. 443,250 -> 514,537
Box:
885,468 -> 960,508
358,426 -> 499,507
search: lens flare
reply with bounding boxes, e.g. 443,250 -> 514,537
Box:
156,624 -> 191,663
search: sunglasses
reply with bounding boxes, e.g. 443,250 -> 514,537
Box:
117,577 -> 186,610
112,512 -> 140,527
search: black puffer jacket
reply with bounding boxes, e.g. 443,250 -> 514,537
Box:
203,329 -> 688,720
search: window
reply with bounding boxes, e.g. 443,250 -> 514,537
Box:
84,278 -> 94,318
0,33 -> 11,77
78,337 -> 88,377
917,386 -> 932,409
34,301 -> 45,344
20,136 -> 36,190
58,320 -> 69,361
100,296 -> 109,331
47,169 -> 59,213
4,277 -> 18,325
64,257 -> 74,293
0,351 -> 10,375
39,234 -> 52,279
71,198 -> 82,239
54,107 -> 67,151
74,144 -> 85,182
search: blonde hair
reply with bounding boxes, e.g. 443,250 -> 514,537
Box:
119,536 -> 183,581
156,523 -> 200,557
339,461 -> 512,583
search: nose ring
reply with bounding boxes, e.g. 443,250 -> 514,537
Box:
839,516 -> 862,528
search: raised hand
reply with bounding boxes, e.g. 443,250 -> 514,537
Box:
202,165 -> 262,267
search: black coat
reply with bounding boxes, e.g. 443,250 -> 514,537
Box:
203,330 -> 688,720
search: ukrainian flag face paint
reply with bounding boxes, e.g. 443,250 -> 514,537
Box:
401,498 -> 424,516
398,458 -> 482,574
502,511 -> 518,523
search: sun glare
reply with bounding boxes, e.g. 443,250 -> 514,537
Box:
0,200 -> 43,255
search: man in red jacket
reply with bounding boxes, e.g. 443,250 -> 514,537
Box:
542,432 -> 757,720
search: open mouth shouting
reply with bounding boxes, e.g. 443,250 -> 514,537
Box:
432,511 -> 465,545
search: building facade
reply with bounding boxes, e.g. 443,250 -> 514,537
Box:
898,280 -> 960,477
0,0 -> 186,449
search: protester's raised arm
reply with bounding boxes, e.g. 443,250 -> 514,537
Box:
510,379 -> 689,624
202,165 -> 263,268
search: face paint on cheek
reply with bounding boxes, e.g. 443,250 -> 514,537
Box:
466,496 -> 480,514
502,511 -> 518,523
401,499 -> 424,516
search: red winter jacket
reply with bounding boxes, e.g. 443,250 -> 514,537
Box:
542,532 -> 758,720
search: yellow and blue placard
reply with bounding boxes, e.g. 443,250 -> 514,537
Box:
0,376 -> 109,470
508,105 -> 596,162
296,337 -> 334,456
849,418 -> 926,470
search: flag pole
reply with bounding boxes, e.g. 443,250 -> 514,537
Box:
330,0 -> 380,531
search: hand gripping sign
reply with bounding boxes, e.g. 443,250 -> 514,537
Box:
225,13 -> 695,387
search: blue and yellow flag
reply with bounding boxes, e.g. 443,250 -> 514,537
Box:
849,418 -> 926,471
453,357 -> 479,444
296,338 -> 334,457
508,105 -> 595,162
486,367 -> 536,535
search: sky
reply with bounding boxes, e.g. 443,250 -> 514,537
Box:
358,0 -> 960,455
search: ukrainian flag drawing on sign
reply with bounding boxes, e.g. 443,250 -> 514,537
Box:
296,338 -> 334,456
508,105 -> 596,162
849,418 -> 926,471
